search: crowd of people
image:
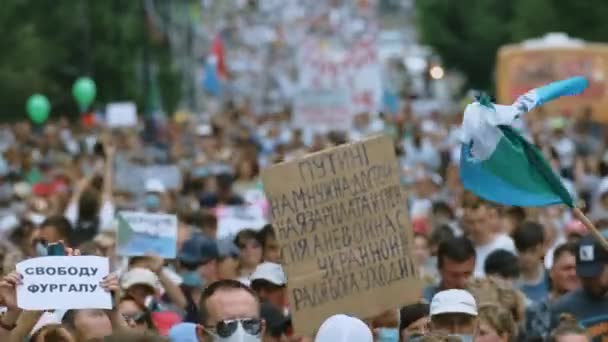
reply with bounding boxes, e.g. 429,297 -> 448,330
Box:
0,86 -> 606,341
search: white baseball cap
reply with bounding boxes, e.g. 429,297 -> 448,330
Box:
250,262 -> 287,286
430,289 -> 478,317
121,268 -> 160,290
315,314 -> 373,342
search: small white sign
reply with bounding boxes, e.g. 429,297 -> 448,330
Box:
216,205 -> 267,239
106,102 -> 138,127
117,211 -> 178,258
16,256 -> 111,310
580,245 -> 595,261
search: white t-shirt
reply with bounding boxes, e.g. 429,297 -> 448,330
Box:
474,234 -> 517,277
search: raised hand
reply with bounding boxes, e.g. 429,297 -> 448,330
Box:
0,271 -> 23,310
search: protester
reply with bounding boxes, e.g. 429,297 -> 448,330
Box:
118,294 -> 157,333
235,229 -> 263,282
249,262 -> 287,312
512,221 -> 549,303
258,224 -> 281,264
549,235 -> 608,340
196,279 -> 263,342
462,199 -> 516,277
526,243 -> 580,339
483,250 -> 520,285
428,289 -> 478,337
474,304 -> 516,342
399,303 -> 430,342
37,215 -> 72,247
547,315 -> 589,342
423,237 -> 476,302
216,238 -> 241,281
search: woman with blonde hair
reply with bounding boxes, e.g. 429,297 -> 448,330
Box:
467,277 -> 526,325
475,304 -> 517,342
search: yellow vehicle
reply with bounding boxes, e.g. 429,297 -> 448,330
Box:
496,34 -> 608,121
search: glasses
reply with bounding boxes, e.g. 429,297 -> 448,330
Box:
205,318 -> 261,338
122,312 -> 147,324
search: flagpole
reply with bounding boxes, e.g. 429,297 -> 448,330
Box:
572,208 -> 608,251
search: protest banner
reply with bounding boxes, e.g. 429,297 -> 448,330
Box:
293,39 -> 382,131
117,211 -> 178,258
16,256 -> 111,310
106,102 -> 138,127
215,205 -> 268,239
261,135 -> 421,335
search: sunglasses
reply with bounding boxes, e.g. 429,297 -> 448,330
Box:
205,318 -> 261,338
122,312 -> 147,324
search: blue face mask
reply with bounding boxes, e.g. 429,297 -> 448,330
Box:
181,271 -> 204,289
377,328 -> 399,342
145,194 -> 161,211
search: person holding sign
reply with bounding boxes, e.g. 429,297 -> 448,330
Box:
0,250 -> 120,341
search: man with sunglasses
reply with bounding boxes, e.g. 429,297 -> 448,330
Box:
196,279 -> 265,342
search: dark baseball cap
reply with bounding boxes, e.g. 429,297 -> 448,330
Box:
576,235 -> 608,278
260,302 -> 291,338
178,234 -> 219,265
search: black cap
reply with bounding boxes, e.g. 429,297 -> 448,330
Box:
576,235 -> 608,278
260,302 -> 290,337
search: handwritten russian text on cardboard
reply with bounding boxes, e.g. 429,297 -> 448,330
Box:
262,135 -> 422,335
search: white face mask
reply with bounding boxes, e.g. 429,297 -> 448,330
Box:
449,334 -> 473,342
210,324 -> 261,342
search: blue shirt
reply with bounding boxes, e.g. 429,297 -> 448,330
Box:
518,269 -> 550,303
550,288 -> 608,342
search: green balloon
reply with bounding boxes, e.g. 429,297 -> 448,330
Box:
72,77 -> 97,110
26,94 -> 51,124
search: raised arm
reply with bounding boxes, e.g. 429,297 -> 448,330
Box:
146,255 -> 187,310
102,142 -> 115,203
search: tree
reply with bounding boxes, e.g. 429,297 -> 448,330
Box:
416,0 -> 608,91
415,0 -> 514,90
0,0 -> 180,121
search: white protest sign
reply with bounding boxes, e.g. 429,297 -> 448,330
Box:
16,256 -> 111,310
117,211 -> 178,258
106,102 -> 138,127
293,38 -> 382,131
216,205 -> 267,239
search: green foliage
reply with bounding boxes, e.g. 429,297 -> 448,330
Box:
0,0 -> 179,121
415,0 -> 608,91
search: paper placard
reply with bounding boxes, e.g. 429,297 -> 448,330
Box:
117,211 -> 178,258
261,135 -> 421,335
216,205 -> 267,239
16,256 -> 111,310
106,102 -> 138,127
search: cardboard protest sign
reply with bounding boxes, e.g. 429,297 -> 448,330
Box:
117,211 -> 178,258
215,205 -> 268,239
106,102 -> 138,127
16,256 -> 111,310
262,135 -> 422,335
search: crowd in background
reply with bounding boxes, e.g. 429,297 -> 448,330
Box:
0,99 -> 605,342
